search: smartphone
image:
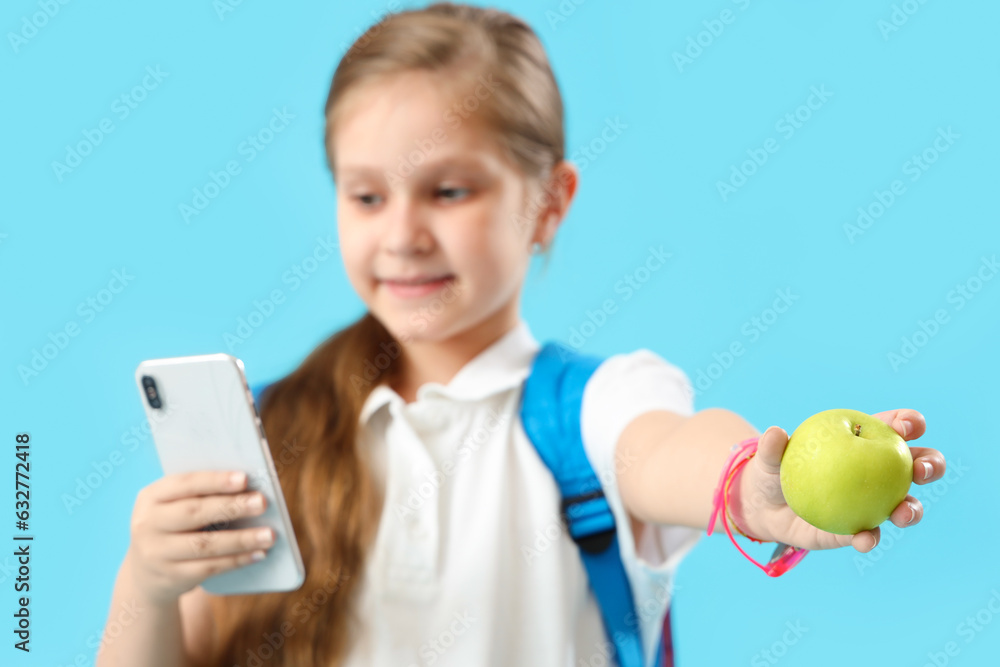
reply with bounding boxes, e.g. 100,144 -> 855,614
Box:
134,353 -> 305,595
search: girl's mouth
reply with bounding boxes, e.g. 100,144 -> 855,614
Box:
381,274 -> 455,299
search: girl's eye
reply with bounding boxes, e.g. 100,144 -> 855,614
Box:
354,193 -> 382,207
351,188 -> 469,207
436,186 -> 470,201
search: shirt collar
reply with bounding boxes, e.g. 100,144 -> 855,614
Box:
359,318 -> 540,425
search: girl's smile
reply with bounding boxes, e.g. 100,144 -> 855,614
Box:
379,274 -> 457,299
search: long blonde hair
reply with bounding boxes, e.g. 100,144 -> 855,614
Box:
206,4 -> 565,664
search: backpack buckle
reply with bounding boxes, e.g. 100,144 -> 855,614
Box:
560,489 -> 616,554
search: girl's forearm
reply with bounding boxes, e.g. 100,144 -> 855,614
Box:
615,407 -> 760,532
95,550 -> 190,667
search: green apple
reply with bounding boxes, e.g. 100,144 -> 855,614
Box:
779,408 -> 913,535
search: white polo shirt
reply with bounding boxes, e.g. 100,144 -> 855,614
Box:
345,318 -> 700,667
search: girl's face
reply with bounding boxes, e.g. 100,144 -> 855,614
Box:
331,71 -> 561,345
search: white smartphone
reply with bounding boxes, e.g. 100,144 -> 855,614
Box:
134,353 -> 305,595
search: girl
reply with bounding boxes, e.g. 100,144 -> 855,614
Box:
97,3 -> 946,666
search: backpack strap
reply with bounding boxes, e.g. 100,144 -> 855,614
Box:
520,342 -> 647,667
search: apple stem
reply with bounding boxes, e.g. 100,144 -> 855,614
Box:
853,424 -> 861,436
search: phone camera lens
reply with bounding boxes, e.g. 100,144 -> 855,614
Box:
141,375 -> 163,409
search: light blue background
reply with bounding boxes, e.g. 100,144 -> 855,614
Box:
2,1 -> 997,665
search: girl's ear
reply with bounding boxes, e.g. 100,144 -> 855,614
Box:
531,160 -> 579,247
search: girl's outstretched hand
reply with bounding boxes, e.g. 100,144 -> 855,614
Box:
735,409 -> 946,553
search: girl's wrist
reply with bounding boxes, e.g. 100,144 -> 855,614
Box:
729,460 -> 772,543
124,548 -> 181,610
710,435 -> 809,576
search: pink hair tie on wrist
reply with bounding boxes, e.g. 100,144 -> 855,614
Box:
708,436 -> 809,577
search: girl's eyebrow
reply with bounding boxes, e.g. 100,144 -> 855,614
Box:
339,155 -> 493,181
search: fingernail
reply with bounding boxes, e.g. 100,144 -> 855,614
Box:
905,502 -> 916,525
251,550 -> 266,561
247,493 -> 263,510
922,461 -> 933,480
230,471 -> 246,487
256,528 -> 274,544
900,419 -> 912,438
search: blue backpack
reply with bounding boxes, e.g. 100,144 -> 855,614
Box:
250,341 -> 672,667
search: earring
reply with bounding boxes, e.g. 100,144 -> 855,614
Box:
531,242 -> 544,255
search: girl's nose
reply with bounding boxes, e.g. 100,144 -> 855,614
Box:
382,195 -> 433,256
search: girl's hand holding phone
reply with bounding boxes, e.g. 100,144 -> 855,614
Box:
127,469 -> 274,605
134,354 -> 305,596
